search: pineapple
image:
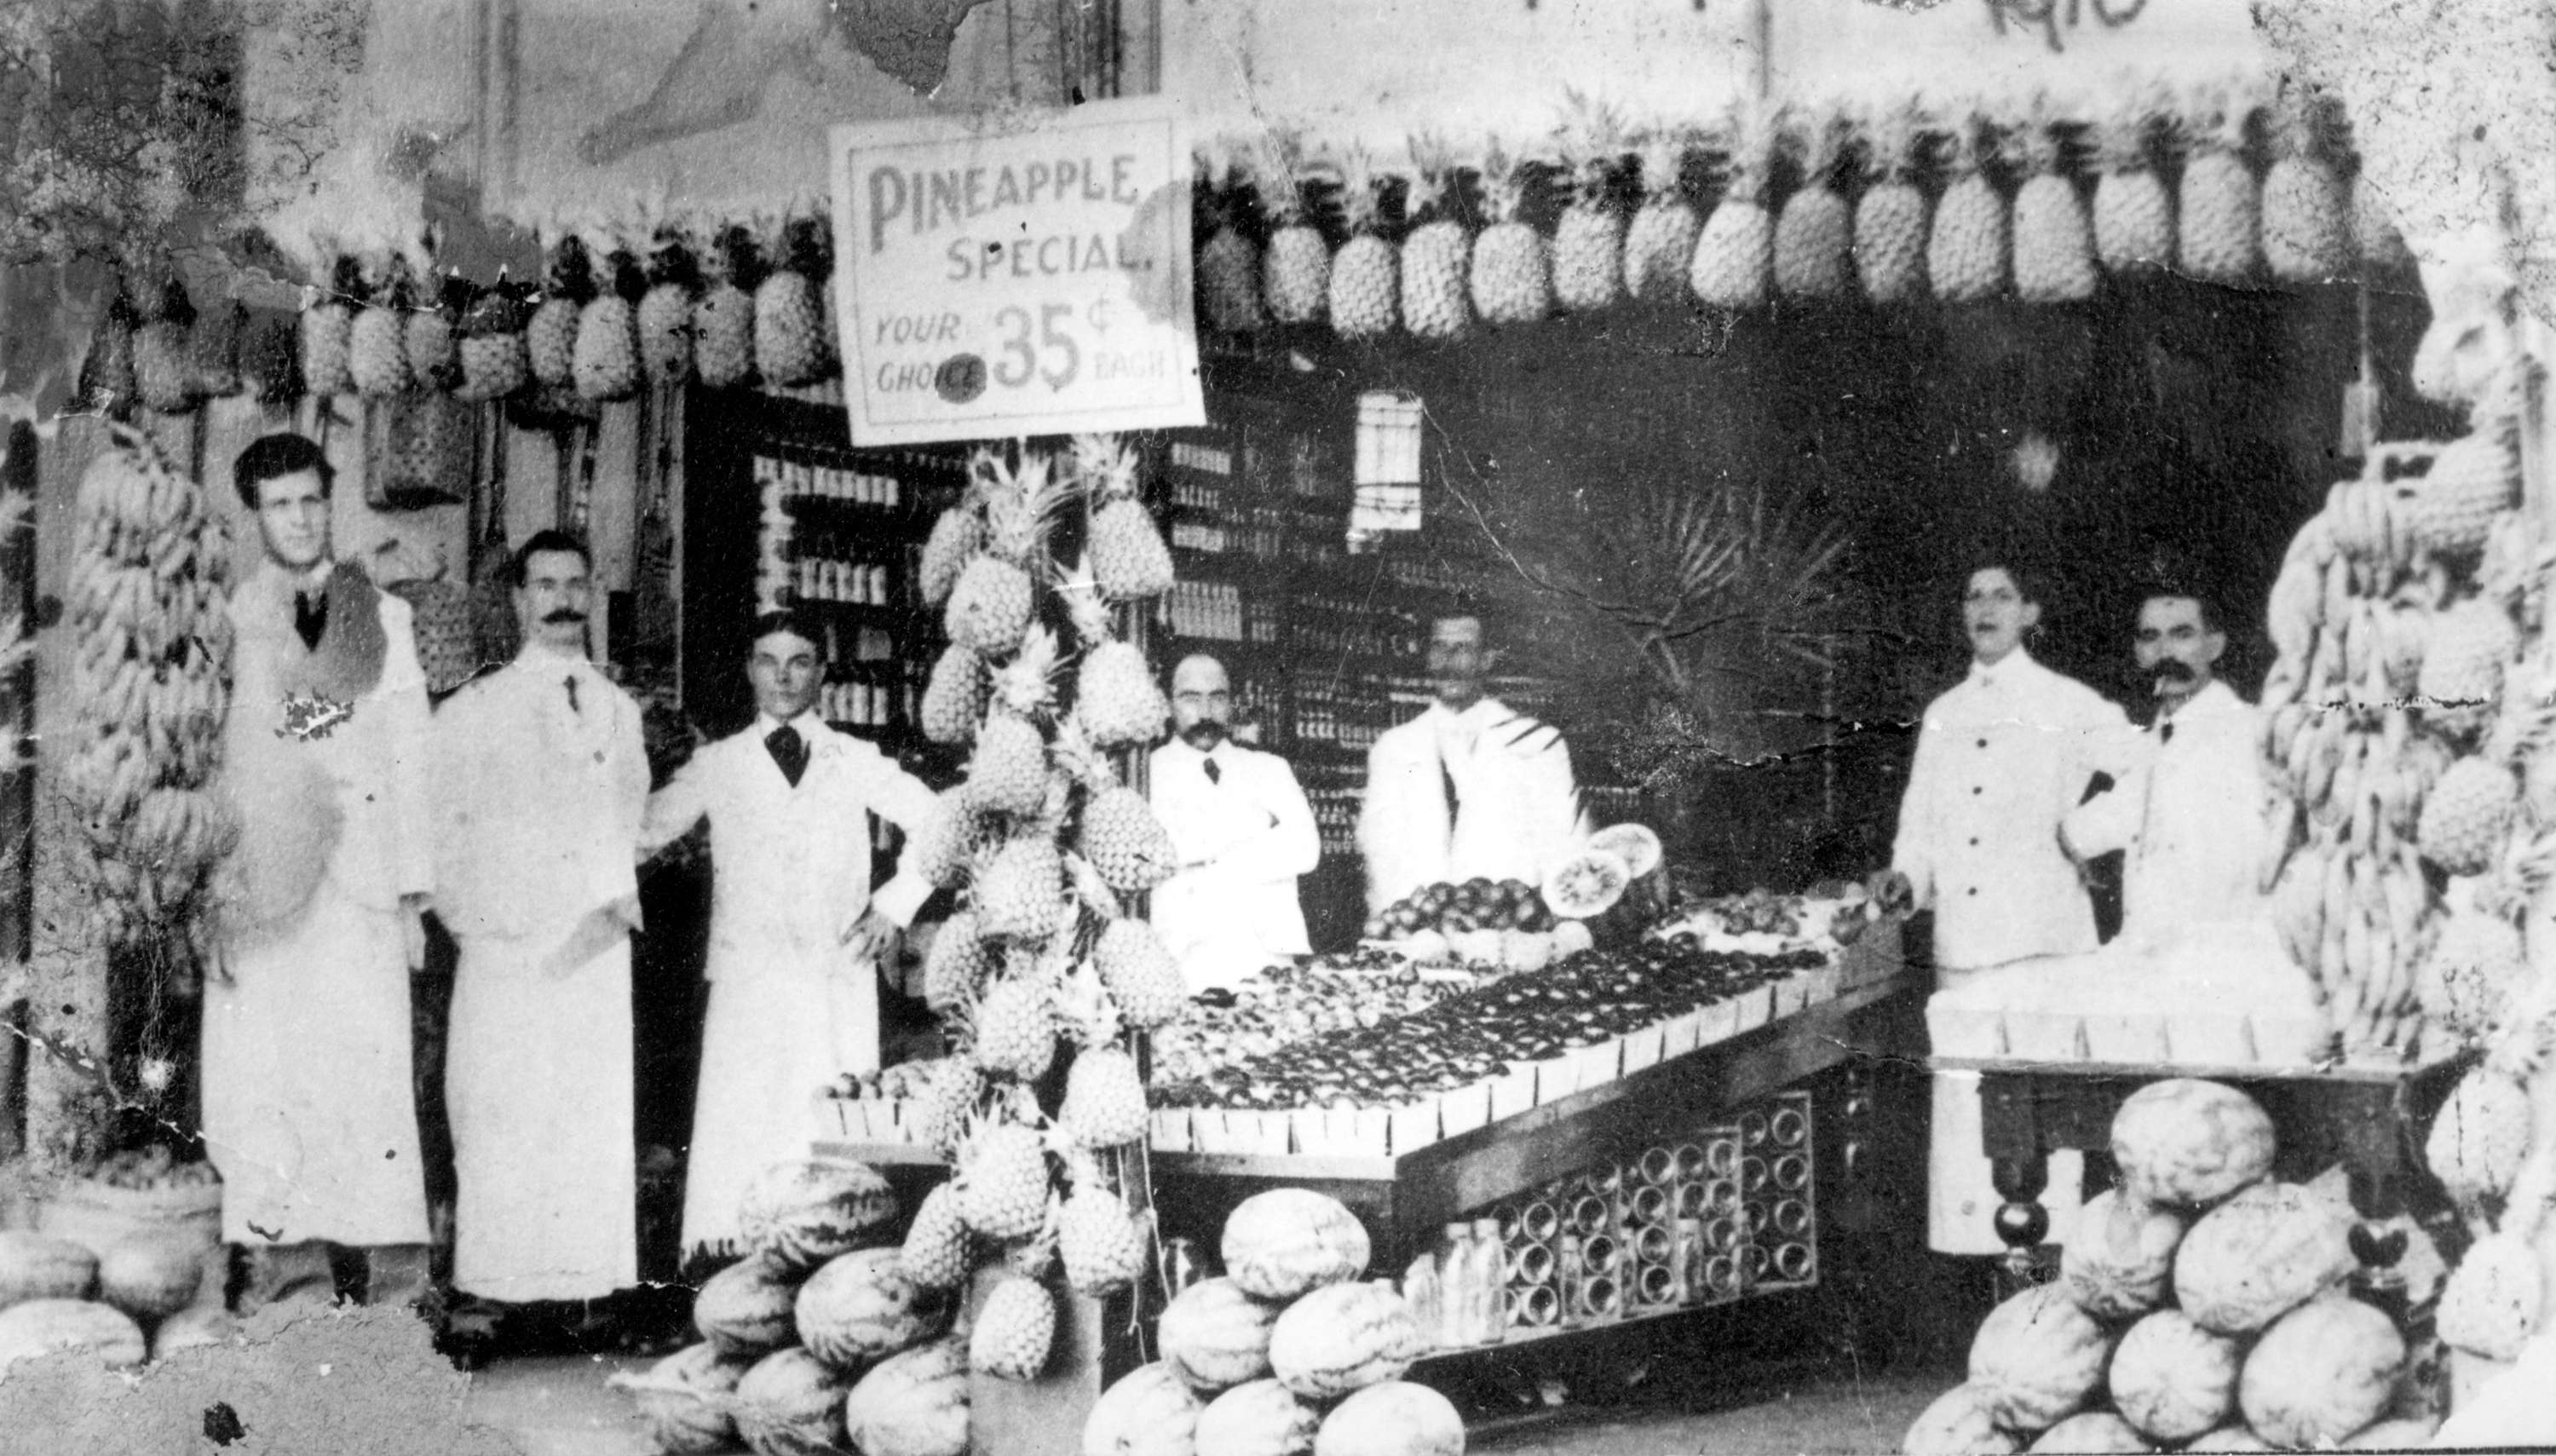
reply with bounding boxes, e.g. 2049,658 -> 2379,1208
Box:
953,1118 -> 1051,1240
1469,141 -> 1551,325
992,625 -> 1061,723
1551,95 -> 1626,312
1623,130 -> 1701,303
975,967 -> 1057,1082
970,1276 -> 1056,1381
405,266 -> 462,393
348,253 -> 414,398
189,295 -> 243,399
1399,135 -> 1473,341
1853,99 -> 1931,304
2421,756 -> 2518,877
900,1182 -> 977,1289
947,449 -> 1058,656
1689,107 -> 1775,311
526,235 -> 593,388
2424,1067 -> 2531,1206
921,643 -> 990,746
910,789 -> 988,891
1062,561 -> 1168,748
2010,101 -> 2097,304
133,270 -> 200,415
1059,1159 -> 1148,1296
970,714 -> 1051,819
2176,82 -> 2262,289
1063,850 -> 1123,923
1058,1046 -> 1148,1148
2407,425 -> 2519,561
1773,106 -> 1852,302
1196,146 -> 1266,334
574,242 -> 644,401
2420,900 -> 2527,1043
453,281 -> 530,404
756,216 -> 830,388
298,255 -> 362,398
1079,433 -> 1173,601
1929,112 -> 2010,304
2261,88 -> 2349,285
920,495 -> 988,608
1093,918 -> 1185,1029
2353,168 -> 2413,274
976,835 -> 1068,941
914,1056 -> 984,1157
638,226 -> 700,386
2091,89 -> 2174,274
79,285 -> 139,415
1258,133 -> 1329,325
2420,596 -> 2522,745
923,907 -> 995,1011
1077,785 -> 1177,893
694,223 -> 760,388
1327,146 -> 1399,340
1003,1192 -> 1062,1279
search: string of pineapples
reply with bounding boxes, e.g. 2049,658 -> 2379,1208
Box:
1188,79 -> 2397,342
895,432 -> 1187,1384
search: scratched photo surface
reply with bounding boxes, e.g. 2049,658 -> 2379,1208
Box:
2,0 -> 2553,1453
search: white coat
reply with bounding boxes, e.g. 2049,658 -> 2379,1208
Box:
2062,680 -> 2273,951
1893,647 -> 2128,1255
433,647 -> 650,1300
1148,736 -> 1318,992
640,715 -> 940,1255
1356,698 -> 1588,914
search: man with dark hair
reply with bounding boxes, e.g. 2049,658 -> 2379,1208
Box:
1878,561 -> 2128,1257
636,608 -> 940,1259
431,529 -> 650,1314
1356,609 -> 1587,914
2063,586 -> 2273,950
204,432 -> 433,1313
1149,653 -> 1319,993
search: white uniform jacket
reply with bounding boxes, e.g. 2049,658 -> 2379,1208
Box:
1357,698 -> 1589,913
1891,649 -> 2131,973
2061,679 -> 2273,951
1148,736 -> 1318,991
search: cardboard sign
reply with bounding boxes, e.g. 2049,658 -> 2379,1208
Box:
828,97 -> 1204,446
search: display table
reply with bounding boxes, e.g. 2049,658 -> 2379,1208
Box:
1936,1051 -> 2473,1250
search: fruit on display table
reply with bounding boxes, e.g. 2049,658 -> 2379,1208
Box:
1649,881 -> 1880,957
1223,1188 -> 1374,1303
2059,1188 -> 2185,1320
844,1339 -> 971,1456
2110,1079 -> 2278,1210
1267,1280 -> 1420,1399
1158,1276 -> 1281,1390
1151,956 -> 1462,1091
1364,876 -> 1569,971
1967,1282 -> 2110,1430
734,1345 -> 861,1456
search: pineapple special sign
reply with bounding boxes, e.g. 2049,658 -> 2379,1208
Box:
828,98 -> 1204,446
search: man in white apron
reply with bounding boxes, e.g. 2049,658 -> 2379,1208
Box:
1876,564 -> 2129,1255
433,532 -> 650,1309
204,434 -> 434,1311
639,610 -> 939,1259
1356,612 -> 1589,915
1148,653 -> 1319,993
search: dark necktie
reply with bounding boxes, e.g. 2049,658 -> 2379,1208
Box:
1202,756 -> 1221,785
2159,720 -> 2175,744
768,722 -> 808,788
1441,745 -> 1461,824
563,675 -> 580,715
294,590 -> 326,652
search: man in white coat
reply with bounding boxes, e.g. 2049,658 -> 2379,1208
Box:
204,434 -> 433,1311
639,610 -> 940,1259
1876,563 -> 2130,1256
1148,654 -> 1319,993
433,531 -> 650,1310
1357,613 -> 1588,915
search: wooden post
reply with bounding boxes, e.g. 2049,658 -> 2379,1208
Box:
0,423 -> 36,1165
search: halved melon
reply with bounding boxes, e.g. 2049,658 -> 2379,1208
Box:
1542,849 -> 1632,921
1588,823 -> 1664,878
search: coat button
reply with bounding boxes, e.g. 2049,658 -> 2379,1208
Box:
1972,786 -> 1982,795
1966,887 -> 1977,896
1976,738 -> 1988,749
1969,837 -> 1979,846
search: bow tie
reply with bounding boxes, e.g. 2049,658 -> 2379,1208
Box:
767,722 -> 808,787
1202,756 -> 1221,785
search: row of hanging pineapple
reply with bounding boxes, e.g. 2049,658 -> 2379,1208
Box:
1201,80 -> 2406,341
57,426 -> 237,957
879,434 -> 1185,1383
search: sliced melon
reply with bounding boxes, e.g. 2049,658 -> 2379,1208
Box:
1542,848 -> 1633,921
1551,920 -> 1595,956
1588,823 -> 1664,878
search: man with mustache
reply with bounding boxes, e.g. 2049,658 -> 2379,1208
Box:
2062,589 -> 2273,951
1147,653 -> 1319,993
431,530 -> 650,1332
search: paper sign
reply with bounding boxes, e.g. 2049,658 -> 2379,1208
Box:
828,97 -> 1205,446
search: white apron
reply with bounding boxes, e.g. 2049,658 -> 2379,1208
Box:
682,950 -> 873,1256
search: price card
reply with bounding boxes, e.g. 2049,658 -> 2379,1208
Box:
828,97 -> 1205,446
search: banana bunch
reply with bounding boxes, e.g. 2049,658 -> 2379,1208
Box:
58,427 -> 233,955
2266,806 -> 2437,1056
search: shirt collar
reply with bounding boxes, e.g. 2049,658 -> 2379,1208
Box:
515,639 -> 591,673
1431,697 -> 1503,730
757,711 -> 816,739
1966,646 -> 2035,690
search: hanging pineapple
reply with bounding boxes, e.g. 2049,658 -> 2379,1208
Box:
1399,135 -> 1474,341
1928,111 -> 2010,305
132,265 -> 201,416
298,255 -> 362,400
1623,129 -> 1701,303
1328,146 -> 1399,341
348,252 -> 415,398
2090,87 -> 2174,276
1195,144 -> 1266,335
947,449 -> 1062,659
756,215 -> 831,388
1258,132 -> 1330,326
1062,561 -> 1169,750
1853,98 -> 1931,305
406,264 -> 464,394
452,279 -> 530,404
1078,432 -> 1173,601
2175,79 -> 2263,289
1551,95 -> 1626,313
2261,85 -> 2350,285
694,222 -> 760,389
526,233 -> 591,391
638,225 -> 701,386
1056,1150 -> 1148,1297
2010,99 -> 2097,305
1689,106 -> 1776,312
1469,141 -> 1551,326
1773,106 -> 1853,302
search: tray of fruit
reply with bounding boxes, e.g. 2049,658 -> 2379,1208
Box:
1649,880 -> 1885,958
1148,952 -> 1468,1089
1363,824 -> 1669,970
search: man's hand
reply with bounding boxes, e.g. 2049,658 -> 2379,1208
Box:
840,907 -> 900,964
400,893 -> 433,973
1868,869 -> 1916,918
542,897 -> 640,980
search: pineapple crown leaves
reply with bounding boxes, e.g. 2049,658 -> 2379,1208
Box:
1062,851 -> 1124,921
1712,104 -> 1781,202
2008,91 -> 2077,178
1057,556 -> 1117,648
1474,138 -> 1539,224
981,446 -> 1071,569
1554,89 -> 1627,198
2270,80 -> 2343,164
1779,104 -> 1850,192
1633,129 -> 1695,204
2095,80 -> 2168,174
1937,109 -> 2005,179
1054,956 -> 1125,1050
1245,127 -> 1326,227
1859,98 -> 1930,183
993,625 -> 1063,719
1333,143 -> 1396,234
1048,715 -> 1119,794
1069,432 -> 1143,504
541,232 -> 598,305
2179,75 -> 2261,158
1403,133 -> 1467,223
